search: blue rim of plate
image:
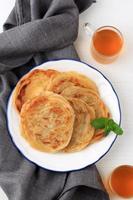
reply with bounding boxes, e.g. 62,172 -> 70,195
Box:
6,59 -> 121,172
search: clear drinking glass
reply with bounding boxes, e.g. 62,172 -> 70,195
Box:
108,165 -> 133,198
84,23 -> 124,64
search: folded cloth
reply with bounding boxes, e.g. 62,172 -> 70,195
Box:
74,0 -> 96,12
0,0 -> 110,200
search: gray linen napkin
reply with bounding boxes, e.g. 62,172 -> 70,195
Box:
0,0 -> 110,199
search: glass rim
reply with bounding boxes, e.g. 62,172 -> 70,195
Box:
94,25 -> 124,40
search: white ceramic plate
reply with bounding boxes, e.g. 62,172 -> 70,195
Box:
7,59 -> 121,172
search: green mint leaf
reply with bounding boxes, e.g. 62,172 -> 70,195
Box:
108,119 -> 123,135
108,119 -> 115,128
91,118 -> 124,136
113,126 -> 123,135
104,119 -> 123,135
104,124 -> 112,136
91,118 -> 109,129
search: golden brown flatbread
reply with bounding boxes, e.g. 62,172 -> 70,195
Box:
20,92 -> 75,153
47,71 -> 99,95
14,67 -> 111,153
95,100 -> 110,118
14,69 -> 59,112
63,98 -> 95,153
90,129 -> 104,144
61,86 -> 99,108
91,100 -> 110,143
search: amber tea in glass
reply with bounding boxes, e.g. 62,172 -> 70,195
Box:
84,24 -> 124,64
109,165 -> 133,198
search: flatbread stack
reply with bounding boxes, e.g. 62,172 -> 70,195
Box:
14,69 -> 110,153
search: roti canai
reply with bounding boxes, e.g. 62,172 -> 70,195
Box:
20,92 -> 75,152
47,71 -> 99,95
14,69 -> 59,112
63,98 -> 95,153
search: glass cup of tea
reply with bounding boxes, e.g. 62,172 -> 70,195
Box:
109,165 -> 133,198
84,23 -> 124,64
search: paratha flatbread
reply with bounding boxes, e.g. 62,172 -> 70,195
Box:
63,98 -> 94,153
14,67 -> 111,153
47,71 -> 99,95
95,100 -> 110,118
90,129 -> 104,144
91,100 -> 110,143
14,69 -> 59,112
61,86 -> 99,108
20,92 -> 75,153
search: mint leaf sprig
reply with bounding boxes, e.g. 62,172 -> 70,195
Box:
91,118 -> 123,136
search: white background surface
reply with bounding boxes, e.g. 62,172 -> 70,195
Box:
0,0 -> 133,200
